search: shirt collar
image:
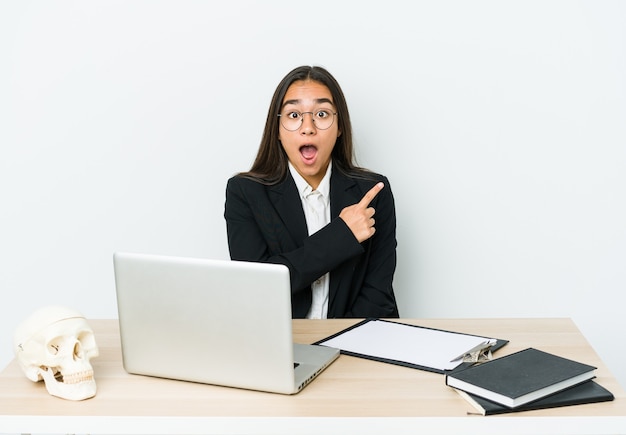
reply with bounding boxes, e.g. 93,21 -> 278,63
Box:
288,160 -> 332,199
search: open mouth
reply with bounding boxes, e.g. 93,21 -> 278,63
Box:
300,145 -> 317,162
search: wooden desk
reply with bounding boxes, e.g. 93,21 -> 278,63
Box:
1,318 -> 625,434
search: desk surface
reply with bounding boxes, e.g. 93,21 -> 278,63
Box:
1,318 -> 625,434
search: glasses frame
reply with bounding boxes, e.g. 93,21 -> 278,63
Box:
277,109 -> 338,132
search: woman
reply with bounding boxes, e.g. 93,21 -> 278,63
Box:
224,65 -> 398,319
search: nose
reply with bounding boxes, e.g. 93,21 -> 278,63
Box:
300,112 -> 316,134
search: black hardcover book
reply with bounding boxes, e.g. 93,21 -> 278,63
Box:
445,348 -> 597,408
454,380 -> 614,415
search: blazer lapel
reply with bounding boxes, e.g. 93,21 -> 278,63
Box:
329,170 -> 360,218
268,173 -> 308,247
328,170 -> 361,313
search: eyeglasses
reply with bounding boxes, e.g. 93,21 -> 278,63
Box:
278,109 -> 337,131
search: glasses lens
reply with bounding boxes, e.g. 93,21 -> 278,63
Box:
313,109 -> 335,130
280,111 -> 302,131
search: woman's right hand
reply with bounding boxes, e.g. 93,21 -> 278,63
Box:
339,182 -> 384,243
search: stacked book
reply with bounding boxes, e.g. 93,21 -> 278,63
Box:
445,348 -> 614,415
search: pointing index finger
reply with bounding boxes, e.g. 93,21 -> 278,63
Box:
358,182 -> 384,208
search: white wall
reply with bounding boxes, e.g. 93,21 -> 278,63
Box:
1,1 -> 625,388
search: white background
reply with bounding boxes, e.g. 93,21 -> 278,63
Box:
1,0 -> 625,389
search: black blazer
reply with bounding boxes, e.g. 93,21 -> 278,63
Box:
224,167 -> 399,318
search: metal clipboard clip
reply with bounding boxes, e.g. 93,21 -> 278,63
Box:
450,339 -> 498,363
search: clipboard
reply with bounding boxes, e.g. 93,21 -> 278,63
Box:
314,318 -> 508,374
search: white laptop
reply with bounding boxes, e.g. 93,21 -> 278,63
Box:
113,252 -> 339,394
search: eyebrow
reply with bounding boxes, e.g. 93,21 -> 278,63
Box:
281,98 -> 335,109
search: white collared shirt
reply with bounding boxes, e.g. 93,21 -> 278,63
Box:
288,161 -> 332,319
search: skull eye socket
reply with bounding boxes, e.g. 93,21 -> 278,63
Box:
78,332 -> 96,355
47,338 -> 63,356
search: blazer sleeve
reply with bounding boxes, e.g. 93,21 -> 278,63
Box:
343,175 -> 399,318
224,176 -> 364,294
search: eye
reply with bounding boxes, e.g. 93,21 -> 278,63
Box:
286,111 -> 301,120
316,109 -> 331,119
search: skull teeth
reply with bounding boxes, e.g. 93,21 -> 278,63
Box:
58,370 -> 95,385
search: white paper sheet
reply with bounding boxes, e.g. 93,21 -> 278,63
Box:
320,320 -> 495,371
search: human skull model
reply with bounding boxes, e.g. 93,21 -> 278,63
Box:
13,305 -> 99,400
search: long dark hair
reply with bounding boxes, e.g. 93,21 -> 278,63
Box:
239,65 -> 370,184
